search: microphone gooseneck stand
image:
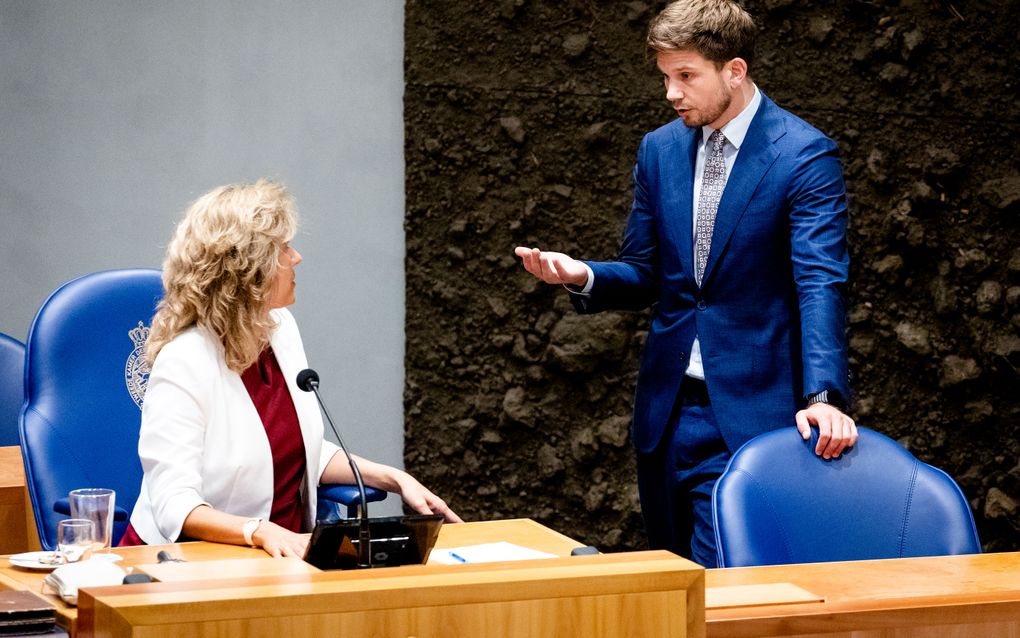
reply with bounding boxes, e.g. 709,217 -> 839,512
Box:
296,369 -> 372,568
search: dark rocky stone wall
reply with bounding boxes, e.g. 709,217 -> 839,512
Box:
404,0 -> 1020,552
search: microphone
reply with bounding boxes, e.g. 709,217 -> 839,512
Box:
297,368 -> 372,568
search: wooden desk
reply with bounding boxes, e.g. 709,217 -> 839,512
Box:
0,541 -> 262,635
0,445 -> 39,554
706,552 -> 1020,637
2,519 -> 704,638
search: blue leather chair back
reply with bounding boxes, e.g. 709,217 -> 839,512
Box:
713,426 -> 981,567
0,333 -> 26,447
21,269 -> 163,550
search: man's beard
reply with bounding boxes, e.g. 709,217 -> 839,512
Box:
680,84 -> 732,129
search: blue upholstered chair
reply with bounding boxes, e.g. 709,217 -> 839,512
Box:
713,426 -> 981,567
21,269 -> 163,550
0,333 -> 26,447
21,269 -> 383,550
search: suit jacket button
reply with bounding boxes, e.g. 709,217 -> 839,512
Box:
696,300 -> 707,311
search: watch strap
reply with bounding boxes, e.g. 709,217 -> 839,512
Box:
805,389 -> 846,411
242,518 -> 263,547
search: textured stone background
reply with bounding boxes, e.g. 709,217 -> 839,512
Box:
404,0 -> 1020,552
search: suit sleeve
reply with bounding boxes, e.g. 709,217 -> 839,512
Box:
788,134 -> 850,403
573,134 -> 661,314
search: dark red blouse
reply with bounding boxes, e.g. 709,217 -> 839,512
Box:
241,346 -> 307,533
120,347 -> 307,546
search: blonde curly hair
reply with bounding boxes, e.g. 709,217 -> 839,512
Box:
146,179 -> 298,373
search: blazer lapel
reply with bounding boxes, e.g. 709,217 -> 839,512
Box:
701,97 -> 783,286
660,125 -> 699,280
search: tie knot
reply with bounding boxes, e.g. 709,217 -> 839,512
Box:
710,129 -> 726,152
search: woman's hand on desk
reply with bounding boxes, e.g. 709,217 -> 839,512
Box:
393,472 -> 464,524
252,521 -> 310,558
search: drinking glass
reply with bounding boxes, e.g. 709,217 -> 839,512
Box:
57,518 -> 95,563
69,488 -> 116,551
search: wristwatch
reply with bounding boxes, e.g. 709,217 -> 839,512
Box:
805,389 -> 846,411
242,518 -> 263,547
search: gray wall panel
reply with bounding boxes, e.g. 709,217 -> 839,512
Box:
1,0 -> 406,515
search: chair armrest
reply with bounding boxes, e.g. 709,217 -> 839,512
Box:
53,498 -> 130,521
318,484 -> 387,508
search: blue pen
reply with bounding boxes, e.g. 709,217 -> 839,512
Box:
449,551 -> 468,563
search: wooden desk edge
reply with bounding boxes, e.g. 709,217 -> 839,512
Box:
76,550 -> 704,638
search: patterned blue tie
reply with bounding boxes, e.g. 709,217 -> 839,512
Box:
695,129 -> 727,286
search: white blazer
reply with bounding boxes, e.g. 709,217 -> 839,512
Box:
128,308 -> 340,544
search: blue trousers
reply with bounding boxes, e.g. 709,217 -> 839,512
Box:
635,379 -> 730,568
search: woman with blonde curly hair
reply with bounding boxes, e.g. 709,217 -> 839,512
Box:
122,179 -> 460,557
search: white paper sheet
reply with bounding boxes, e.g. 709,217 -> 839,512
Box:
430,541 -> 558,564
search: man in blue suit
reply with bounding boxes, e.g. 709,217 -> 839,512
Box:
515,0 -> 858,567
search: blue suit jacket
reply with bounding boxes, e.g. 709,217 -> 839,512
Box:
576,93 -> 850,454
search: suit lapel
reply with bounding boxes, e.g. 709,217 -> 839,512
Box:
660,124 -> 699,280
701,96 -> 783,287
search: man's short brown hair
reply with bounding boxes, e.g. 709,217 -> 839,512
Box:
647,0 -> 757,69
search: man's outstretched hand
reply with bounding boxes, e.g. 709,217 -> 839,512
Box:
514,247 -> 589,287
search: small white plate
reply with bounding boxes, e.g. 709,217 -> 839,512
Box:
8,550 -> 64,571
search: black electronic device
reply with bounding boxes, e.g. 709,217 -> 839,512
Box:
304,513 -> 443,570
